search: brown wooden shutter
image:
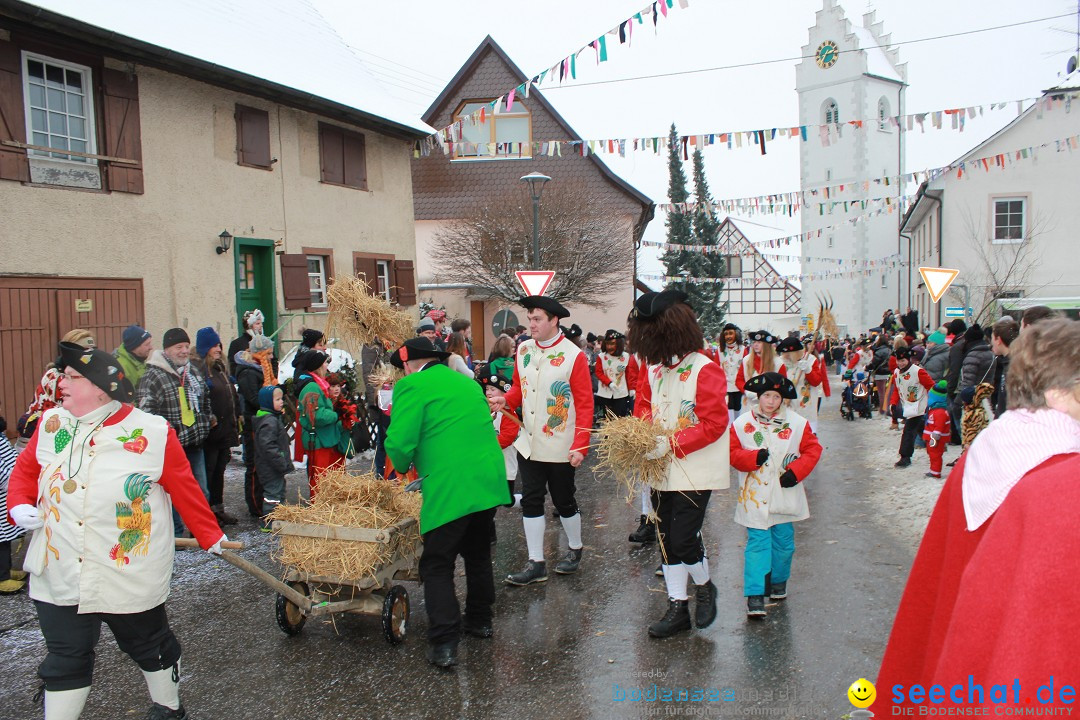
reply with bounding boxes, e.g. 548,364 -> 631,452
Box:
319,123 -> 344,185
353,255 -> 379,295
0,39 -> 29,183
101,68 -> 143,194
343,130 -> 366,189
235,105 -> 271,168
393,259 -> 416,306
280,253 -> 311,310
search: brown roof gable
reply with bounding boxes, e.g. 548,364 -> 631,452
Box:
413,35 -> 653,233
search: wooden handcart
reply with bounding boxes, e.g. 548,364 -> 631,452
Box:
212,517 -> 422,644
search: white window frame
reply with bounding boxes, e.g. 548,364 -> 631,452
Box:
452,99 -> 533,161
991,196 -> 1027,245
375,260 -> 392,301
21,51 -> 97,164
306,255 -> 328,308
823,99 -> 839,125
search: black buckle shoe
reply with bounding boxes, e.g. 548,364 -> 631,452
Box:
746,595 -> 766,618
895,458 -> 912,468
628,515 -> 656,544
146,703 -> 188,720
506,561 -> 547,586
426,642 -> 458,669
554,548 -> 582,575
769,581 -> 787,600
694,581 -> 718,628
648,599 -> 692,638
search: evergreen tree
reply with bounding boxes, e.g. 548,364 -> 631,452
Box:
659,126 -> 726,336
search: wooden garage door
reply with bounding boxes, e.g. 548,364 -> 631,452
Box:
0,277 -> 143,438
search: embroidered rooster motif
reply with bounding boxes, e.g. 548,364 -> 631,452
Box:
111,474 -> 153,568
543,381 -> 571,436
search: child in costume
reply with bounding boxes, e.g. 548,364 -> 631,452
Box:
776,336 -> 825,433
889,347 -> 934,468
253,386 -> 293,530
475,362 -> 521,509
730,372 -> 822,618
718,324 -> 747,424
594,330 -> 633,419
736,330 -> 781,401
923,380 -> 951,478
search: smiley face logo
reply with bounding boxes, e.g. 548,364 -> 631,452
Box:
847,678 -> 876,708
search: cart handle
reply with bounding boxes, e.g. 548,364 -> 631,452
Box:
174,538 -> 245,550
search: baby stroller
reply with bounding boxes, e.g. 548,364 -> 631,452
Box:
840,370 -> 874,420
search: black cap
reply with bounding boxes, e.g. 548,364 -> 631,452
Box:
744,371 -> 797,399
564,323 -> 583,341
474,362 -> 513,393
604,329 -> 625,341
776,337 -> 803,353
894,346 -> 912,360
723,323 -> 740,332
389,337 -> 451,369
748,330 -> 777,344
301,328 -> 324,348
631,290 -> 689,320
298,350 -> 329,373
586,332 -> 598,344
57,342 -> 135,403
162,327 -> 190,348
520,295 -> 570,319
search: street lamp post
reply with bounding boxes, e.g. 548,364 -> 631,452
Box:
520,172 -> 551,270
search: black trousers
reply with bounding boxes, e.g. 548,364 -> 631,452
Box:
727,392 -> 743,413
656,490 -> 711,565
596,396 -> 632,419
203,441 -> 232,507
899,415 -> 926,460
0,540 -> 11,581
518,454 -> 578,518
34,601 -> 181,691
241,423 -> 262,516
418,508 -> 496,645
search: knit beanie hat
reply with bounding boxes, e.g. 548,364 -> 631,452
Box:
927,331 -> 946,345
162,328 -> 190,348
417,317 -> 436,333
258,386 -> 281,413
195,327 -> 221,358
249,334 -> 275,354
963,324 -> 984,345
928,380 -> 948,409
299,350 -> 329,373
301,328 -> 324,349
122,325 -> 151,352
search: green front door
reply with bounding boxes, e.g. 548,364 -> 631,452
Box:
234,238 -> 277,337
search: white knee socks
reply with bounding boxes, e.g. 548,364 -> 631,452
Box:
685,560 -> 710,586
44,687 -> 91,720
640,491 -> 653,516
560,513 -> 583,550
142,662 -> 181,711
523,516 -> 546,562
662,564 -> 690,601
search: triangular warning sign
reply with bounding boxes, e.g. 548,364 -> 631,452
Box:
919,267 -> 960,304
515,270 -> 555,297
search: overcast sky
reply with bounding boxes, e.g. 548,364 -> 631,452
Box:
313,0 -> 1079,278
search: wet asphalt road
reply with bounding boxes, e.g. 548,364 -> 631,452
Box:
0,403 -> 921,720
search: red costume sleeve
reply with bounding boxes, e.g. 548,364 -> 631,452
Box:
804,357 -> 824,387
504,350 -> 523,411
671,361 -> 729,458
847,353 -> 860,370
918,367 -> 934,390
158,427 -> 226,549
634,368 -> 653,421
889,370 -> 900,406
569,353 -> 593,455
889,356 -> 898,373
818,358 -> 832,397
594,356 -> 612,387
625,355 -> 639,392
735,362 -> 746,392
785,425 -> 822,482
729,431 -> 762,472
496,412 -> 519,449
6,430 -> 41,524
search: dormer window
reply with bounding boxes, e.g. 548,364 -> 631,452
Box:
823,98 -> 839,125
452,99 -> 532,160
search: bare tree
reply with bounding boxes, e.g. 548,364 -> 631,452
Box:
430,182 -> 635,306
951,208 -> 1058,323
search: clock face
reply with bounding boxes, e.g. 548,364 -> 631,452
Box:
816,40 -> 839,69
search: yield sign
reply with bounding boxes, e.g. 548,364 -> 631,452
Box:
919,267 -> 960,304
515,270 -> 555,297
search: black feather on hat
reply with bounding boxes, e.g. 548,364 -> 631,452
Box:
389,337 -> 451,369
520,295 -> 570,319
57,342 -> 135,403
744,371 -> 797,400
747,330 -> 777,344
776,337 -> 804,353
630,290 -> 689,320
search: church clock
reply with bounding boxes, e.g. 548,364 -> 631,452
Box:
816,40 -> 839,69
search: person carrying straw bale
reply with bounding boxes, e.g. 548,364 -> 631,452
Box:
384,338 -> 509,669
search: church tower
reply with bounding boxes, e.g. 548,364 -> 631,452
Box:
796,1 -> 906,335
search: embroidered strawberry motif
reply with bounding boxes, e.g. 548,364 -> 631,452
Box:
743,422 -> 755,434
776,427 -> 792,440
45,415 -> 61,433
117,428 -> 148,454
547,352 -> 566,367
677,364 -> 692,381
54,428 -> 73,453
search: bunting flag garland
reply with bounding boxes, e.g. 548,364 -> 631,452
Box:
639,253 -> 903,285
420,0 -> 691,149
417,92 -> 1078,160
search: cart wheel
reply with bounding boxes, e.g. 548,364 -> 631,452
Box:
382,585 -> 409,644
275,581 -> 308,636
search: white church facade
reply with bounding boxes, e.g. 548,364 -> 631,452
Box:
796,0 -> 907,335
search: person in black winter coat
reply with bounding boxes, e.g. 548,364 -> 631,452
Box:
989,316 -> 1020,418
253,386 -> 293,529
952,324 -> 994,420
235,346 -> 268,517
193,328 -> 240,527
943,319 -> 968,444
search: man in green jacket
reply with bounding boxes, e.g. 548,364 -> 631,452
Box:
115,324 -> 153,390
385,338 -> 509,669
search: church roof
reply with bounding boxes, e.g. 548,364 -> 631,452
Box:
852,25 -> 903,84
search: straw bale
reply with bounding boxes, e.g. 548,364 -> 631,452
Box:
594,414 -> 677,498
325,275 -> 415,351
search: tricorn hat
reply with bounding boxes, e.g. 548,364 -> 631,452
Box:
389,337 -> 451,369
776,337 -> 804,354
474,362 -> 513,393
520,295 -> 570,319
630,290 -> 690,320
747,330 -> 778,344
604,328 -> 625,341
744,371 -> 797,400
563,323 -> 583,341
57,342 -> 135,403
